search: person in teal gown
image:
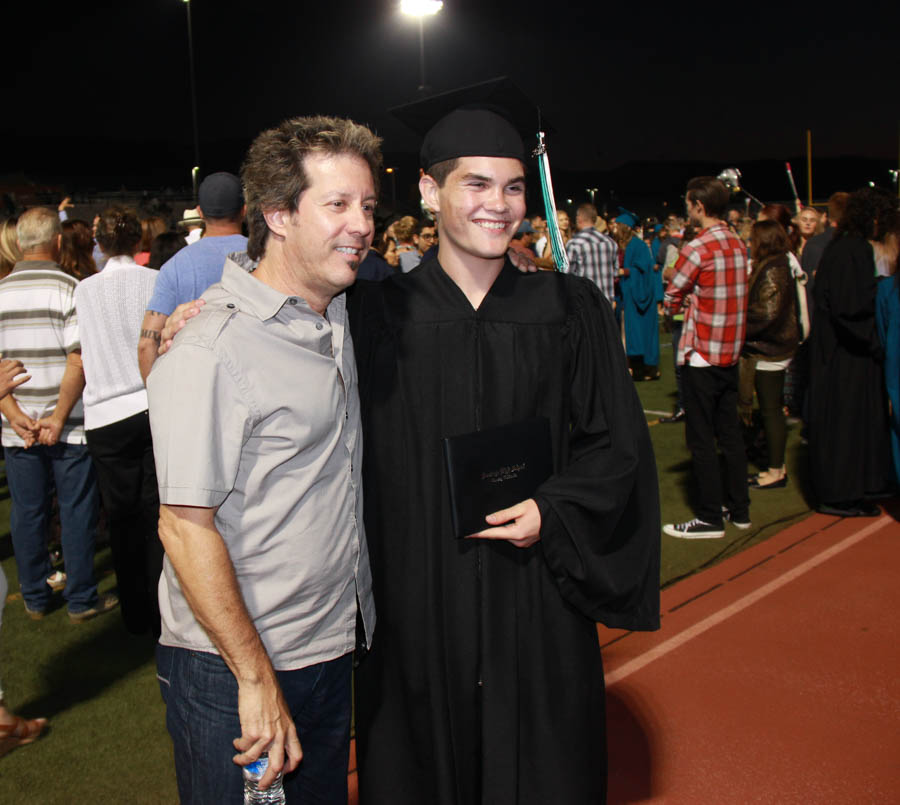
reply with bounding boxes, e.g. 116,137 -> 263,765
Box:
615,212 -> 660,379
876,274 -> 900,484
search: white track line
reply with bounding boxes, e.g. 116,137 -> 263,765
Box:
605,515 -> 892,685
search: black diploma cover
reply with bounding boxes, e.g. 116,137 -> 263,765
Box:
442,417 -> 553,538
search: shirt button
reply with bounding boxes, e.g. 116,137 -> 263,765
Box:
226,303 -> 235,309
316,323 -> 324,330
288,298 -> 297,305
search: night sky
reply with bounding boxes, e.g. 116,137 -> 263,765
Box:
6,0 -> 898,204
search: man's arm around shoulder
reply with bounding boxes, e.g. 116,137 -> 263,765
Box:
158,504 -> 302,788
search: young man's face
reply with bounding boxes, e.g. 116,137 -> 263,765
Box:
685,196 -> 705,227
277,152 -> 376,299
418,225 -> 436,254
421,156 -> 526,265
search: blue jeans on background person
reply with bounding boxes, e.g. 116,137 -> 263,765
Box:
157,645 -> 352,805
4,443 -> 100,614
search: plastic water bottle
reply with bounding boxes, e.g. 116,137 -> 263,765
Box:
243,752 -> 285,804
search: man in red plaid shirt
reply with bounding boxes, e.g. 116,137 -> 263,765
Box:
662,177 -> 750,539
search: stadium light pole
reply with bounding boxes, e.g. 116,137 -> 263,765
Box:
400,0 -> 443,93
183,0 -> 201,201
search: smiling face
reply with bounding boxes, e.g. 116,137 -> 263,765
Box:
420,156 -> 526,271
267,151 -> 375,306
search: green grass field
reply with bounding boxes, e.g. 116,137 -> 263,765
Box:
0,341 -> 814,802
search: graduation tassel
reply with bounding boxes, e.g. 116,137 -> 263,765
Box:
534,131 -> 568,272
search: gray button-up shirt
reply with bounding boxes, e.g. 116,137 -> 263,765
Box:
148,253 -> 374,670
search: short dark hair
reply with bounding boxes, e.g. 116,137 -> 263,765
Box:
576,203 -> 598,221
426,158 -> 459,188
241,115 -> 383,260
686,176 -> 730,219
95,205 -> 142,257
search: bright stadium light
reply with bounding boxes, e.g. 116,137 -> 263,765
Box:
400,1 -> 443,92
400,0 -> 443,15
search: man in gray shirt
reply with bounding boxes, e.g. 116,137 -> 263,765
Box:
147,117 -> 379,802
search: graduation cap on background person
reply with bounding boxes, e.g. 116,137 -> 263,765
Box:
390,77 -> 569,271
614,208 -> 641,229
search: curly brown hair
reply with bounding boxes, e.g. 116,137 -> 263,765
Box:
836,187 -> 900,242
241,116 -> 383,261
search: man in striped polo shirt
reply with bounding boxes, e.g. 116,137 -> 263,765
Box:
565,203 -> 618,304
0,207 -> 117,622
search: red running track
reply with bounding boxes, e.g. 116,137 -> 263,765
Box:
602,506 -> 900,804
348,505 -> 900,803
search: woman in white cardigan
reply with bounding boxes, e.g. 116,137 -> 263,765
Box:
75,206 -> 163,636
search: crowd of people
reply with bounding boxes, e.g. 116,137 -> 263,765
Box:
0,105 -> 897,802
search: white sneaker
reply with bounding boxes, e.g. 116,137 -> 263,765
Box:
663,518 -> 725,539
46,571 -> 67,591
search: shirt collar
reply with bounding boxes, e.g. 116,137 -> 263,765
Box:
220,252 -> 291,321
103,255 -> 138,272
10,259 -> 62,274
702,222 -> 730,236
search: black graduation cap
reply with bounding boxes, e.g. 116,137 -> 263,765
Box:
390,77 -> 552,171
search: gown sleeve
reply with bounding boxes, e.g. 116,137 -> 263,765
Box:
821,239 -> 883,359
535,279 -> 661,631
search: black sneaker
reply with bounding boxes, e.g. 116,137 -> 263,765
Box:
663,518 -> 725,539
722,508 -> 752,530
659,408 -> 685,424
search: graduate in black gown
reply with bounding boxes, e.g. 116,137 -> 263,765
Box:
808,188 -> 898,515
351,86 -> 660,804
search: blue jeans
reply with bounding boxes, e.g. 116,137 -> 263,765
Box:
4,443 -> 99,613
157,645 -> 352,805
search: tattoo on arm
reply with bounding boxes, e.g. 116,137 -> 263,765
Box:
140,329 -> 161,343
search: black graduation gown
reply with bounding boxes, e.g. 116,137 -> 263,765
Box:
808,236 -> 891,503
349,259 -> 660,805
